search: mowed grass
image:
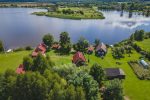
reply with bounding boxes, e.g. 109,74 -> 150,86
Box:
0,51 -> 31,73
135,39 -> 150,52
0,49 -> 150,100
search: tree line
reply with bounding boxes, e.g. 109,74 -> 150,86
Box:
42,32 -> 103,54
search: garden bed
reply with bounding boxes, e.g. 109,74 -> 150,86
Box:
128,61 -> 150,80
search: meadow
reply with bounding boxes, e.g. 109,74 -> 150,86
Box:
135,39 -> 150,52
0,48 -> 150,100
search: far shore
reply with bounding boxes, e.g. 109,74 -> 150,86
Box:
33,6 -> 105,20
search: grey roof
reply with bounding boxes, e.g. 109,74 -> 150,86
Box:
105,68 -> 125,77
95,43 -> 107,52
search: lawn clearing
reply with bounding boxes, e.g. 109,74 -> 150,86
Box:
135,39 -> 150,52
0,49 -> 150,100
0,51 -> 31,73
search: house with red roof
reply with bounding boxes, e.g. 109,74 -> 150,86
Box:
72,52 -> 86,66
32,43 -> 47,57
52,43 -> 61,50
87,46 -> 94,54
16,64 -> 25,74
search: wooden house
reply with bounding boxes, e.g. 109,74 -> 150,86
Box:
16,64 -> 25,74
52,43 -> 61,50
32,43 -> 47,57
72,52 -> 86,66
104,68 -> 125,80
95,43 -> 107,57
87,46 -> 94,54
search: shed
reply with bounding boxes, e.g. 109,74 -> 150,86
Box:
105,68 -> 125,80
72,52 -> 86,66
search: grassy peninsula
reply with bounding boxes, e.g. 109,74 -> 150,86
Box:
33,6 -> 105,19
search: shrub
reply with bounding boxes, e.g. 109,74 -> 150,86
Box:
14,48 -> 24,52
0,40 -> 4,52
25,46 -> 33,51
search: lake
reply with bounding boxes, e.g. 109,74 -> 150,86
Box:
0,8 -> 150,49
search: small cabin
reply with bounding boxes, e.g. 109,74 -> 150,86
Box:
95,43 -> 107,57
72,52 -> 86,66
105,68 -> 125,80
52,43 -> 61,50
16,64 -> 25,74
87,46 -> 94,54
32,43 -> 47,57
140,60 -> 149,69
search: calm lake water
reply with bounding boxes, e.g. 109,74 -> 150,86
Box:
0,8 -> 150,49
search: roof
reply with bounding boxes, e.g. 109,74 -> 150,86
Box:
140,60 -> 149,67
88,46 -> 94,51
52,43 -> 61,49
72,52 -> 86,63
105,68 -> 125,77
16,64 -> 25,74
37,43 -> 46,52
95,43 -> 107,52
32,43 -> 46,57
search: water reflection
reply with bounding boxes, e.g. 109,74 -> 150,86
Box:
129,11 -> 133,18
0,8 -> 150,49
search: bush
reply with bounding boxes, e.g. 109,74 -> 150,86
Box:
25,46 -> 33,51
0,40 -> 4,52
14,48 -> 24,52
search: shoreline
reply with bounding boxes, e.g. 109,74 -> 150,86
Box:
32,12 -> 105,20
32,6 -> 105,20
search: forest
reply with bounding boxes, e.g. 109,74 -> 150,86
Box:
0,0 -> 150,2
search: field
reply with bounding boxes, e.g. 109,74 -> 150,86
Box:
0,51 -> 31,73
33,7 -> 105,19
135,39 -> 150,52
0,48 -> 150,100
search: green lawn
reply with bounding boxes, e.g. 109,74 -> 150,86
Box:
135,39 -> 150,52
0,49 -> 150,100
0,51 -> 31,73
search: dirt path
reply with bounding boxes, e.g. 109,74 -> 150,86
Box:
124,96 -> 130,100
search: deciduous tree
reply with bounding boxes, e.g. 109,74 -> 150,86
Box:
90,63 -> 105,86
59,32 -> 71,54
43,34 -> 54,48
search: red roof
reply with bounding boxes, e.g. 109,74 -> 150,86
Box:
32,43 -> 46,57
16,64 -> 25,74
52,44 -> 61,49
88,46 -> 94,51
72,52 -> 86,64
